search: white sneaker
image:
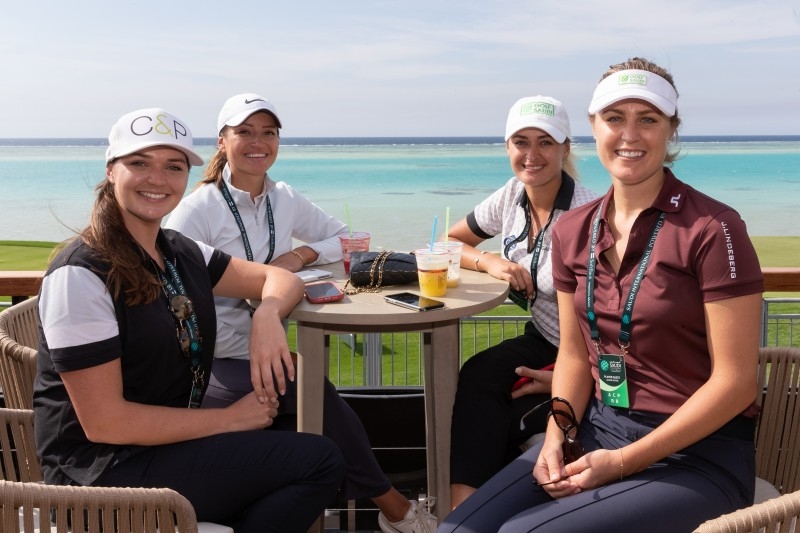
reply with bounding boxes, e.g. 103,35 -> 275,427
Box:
378,497 -> 438,533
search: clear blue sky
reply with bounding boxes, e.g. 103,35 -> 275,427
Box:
2,0 -> 799,138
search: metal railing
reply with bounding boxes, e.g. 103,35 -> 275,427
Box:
292,297 -> 800,389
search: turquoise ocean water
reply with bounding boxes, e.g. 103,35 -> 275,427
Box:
1,136 -> 798,251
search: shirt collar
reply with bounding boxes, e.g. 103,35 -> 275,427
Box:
221,164 -> 274,205
515,171 -> 576,211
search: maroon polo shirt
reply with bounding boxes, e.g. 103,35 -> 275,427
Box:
552,169 -> 764,415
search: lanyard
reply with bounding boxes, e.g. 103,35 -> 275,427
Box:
503,177 -> 574,303
157,257 -> 205,408
219,178 -> 276,265
503,205 -> 554,303
586,201 -> 666,352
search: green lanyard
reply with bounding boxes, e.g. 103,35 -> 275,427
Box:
157,257 -> 205,409
586,201 -> 666,352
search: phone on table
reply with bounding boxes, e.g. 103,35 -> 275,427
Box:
384,292 -> 445,311
304,281 -> 345,304
296,269 -> 332,283
511,362 -> 556,392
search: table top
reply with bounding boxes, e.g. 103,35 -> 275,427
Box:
290,261 -> 510,327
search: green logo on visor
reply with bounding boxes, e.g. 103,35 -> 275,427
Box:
619,73 -> 647,86
521,102 -> 555,117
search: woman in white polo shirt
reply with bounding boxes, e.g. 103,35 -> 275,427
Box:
445,95 -> 598,509
166,94 -> 437,533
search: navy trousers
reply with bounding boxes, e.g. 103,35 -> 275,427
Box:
439,398 -> 755,533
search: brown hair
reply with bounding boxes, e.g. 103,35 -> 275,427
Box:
595,57 -> 682,165
52,175 -> 162,306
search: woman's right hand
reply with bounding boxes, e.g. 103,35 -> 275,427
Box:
533,434 -> 582,498
482,255 -> 534,295
227,392 -> 280,431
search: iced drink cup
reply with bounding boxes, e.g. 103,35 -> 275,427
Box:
339,232 -> 371,275
414,248 -> 449,298
434,241 -> 464,288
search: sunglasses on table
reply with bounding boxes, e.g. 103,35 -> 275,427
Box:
520,396 -> 585,466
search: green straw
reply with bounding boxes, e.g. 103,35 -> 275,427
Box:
345,203 -> 352,237
430,215 -> 438,251
445,207 -> 450,243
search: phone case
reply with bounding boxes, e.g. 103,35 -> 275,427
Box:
305,282 -> 344,304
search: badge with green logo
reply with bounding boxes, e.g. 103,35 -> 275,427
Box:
599,353 -> 629,408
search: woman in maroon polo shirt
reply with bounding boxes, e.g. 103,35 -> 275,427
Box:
439,57 -> 764,532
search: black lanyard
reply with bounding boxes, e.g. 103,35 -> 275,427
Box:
157,257 -> 205,408
586,201 -> 666,352
219,178 -> 276,264
503,177 -> 574,303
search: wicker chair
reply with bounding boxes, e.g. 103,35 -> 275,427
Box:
0,297 -> 39,410
693,346 -> 800,532
0,407 -> 42,483
693,489 -> 800,533
754,346 -> 800,499
0,408 -> 232,533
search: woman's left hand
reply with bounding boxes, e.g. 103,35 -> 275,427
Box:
534,447 -> 624,497
248,305 -> 295,402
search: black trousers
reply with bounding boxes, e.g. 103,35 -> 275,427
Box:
95,430 -> 345,533
450,321 -> 558,488
203,358 -> 393,500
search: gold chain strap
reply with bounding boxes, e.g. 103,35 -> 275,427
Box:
342,250 -> 396,294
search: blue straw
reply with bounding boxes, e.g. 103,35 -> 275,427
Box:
430,215 -> 438,251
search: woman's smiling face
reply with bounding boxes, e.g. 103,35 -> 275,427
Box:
590,98 -> 677,187
218,111 -> 280,180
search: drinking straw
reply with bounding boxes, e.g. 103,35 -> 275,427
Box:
345,203 -> 353,237
445,207 -> 450,243
430,215 -> 438,251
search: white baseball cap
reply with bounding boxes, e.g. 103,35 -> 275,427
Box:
588,69 -> 678,116
505,96 -> 571,143
106,108 -> 203,166
217,93 -> 282,134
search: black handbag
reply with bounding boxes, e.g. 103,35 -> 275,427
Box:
344,250 -> 418,293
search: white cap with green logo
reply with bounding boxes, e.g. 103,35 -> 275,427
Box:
505,96 -> 571,143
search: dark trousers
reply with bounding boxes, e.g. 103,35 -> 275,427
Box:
94,430 -> 345,533
440,398 -> 756,533
203,358 -> 392,500
450,321 -> 557,488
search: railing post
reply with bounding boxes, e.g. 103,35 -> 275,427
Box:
363,333 -> 383,386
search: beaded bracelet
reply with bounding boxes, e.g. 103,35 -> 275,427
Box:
618,448 -> 624,480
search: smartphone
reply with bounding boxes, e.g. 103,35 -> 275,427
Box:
511,362 -> 556,392
384,292 -> 445,311
296,269 -> 332,283
304,281 -> 344,304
